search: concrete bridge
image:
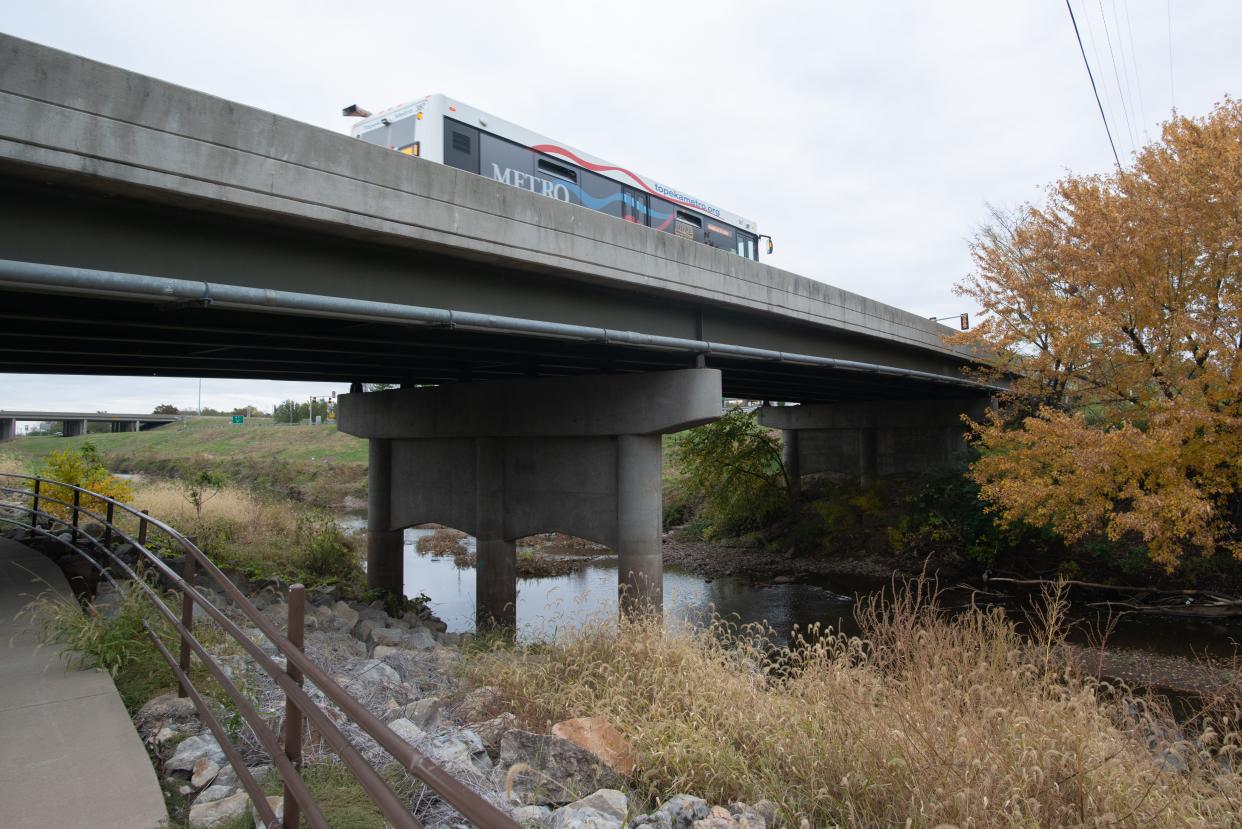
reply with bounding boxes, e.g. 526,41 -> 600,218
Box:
0,34 -> 996,625
0,410 -> 181,441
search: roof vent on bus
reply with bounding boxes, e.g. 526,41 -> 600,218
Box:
341,104 -> 372,118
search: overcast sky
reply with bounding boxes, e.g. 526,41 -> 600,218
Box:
2,1 -> 1238,414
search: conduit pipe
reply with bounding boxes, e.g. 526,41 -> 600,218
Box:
0,259 -> 998,391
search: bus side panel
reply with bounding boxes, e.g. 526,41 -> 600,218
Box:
443,121 -> 480,174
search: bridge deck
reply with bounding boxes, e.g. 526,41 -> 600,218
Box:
0,536 -> 167,829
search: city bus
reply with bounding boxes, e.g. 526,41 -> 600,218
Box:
346,94 -> 766,260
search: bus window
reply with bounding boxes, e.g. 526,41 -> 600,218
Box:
444,121 -> 480,173
736,231 -> 757,260
674,210 -> 704,244
648,196 -> 677,233
622,187 -> 647,224
582,171 -> 624,218
706,220 -> 735,250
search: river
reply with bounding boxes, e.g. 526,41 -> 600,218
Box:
375,527 -> 1241,667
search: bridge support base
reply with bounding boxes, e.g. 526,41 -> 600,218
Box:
760,397 -> 990,487
62,419 -> 88,437
110,421 -> 138,433
340,369 -> 722,628
0,418 -> 14,442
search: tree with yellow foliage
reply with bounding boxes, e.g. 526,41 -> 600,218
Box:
35,442 -> 135,523
954,99 -> 1241,571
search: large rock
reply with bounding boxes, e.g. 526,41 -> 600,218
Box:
497,730 -> 623,806
348,658 -> 402,691
512,804 -> 553,828
369,626 -> 407,648
188,791 -> 249,828
691,807 -> 740,829
166,733 -> 226,776
628,795 -> 708,829
552,806 -> 623,829
190,757 -> 220,789
551,717 -> 638,776
194,783 -> 238,804
559,790 -> 627,823
405,627 -> 438,650
389,717 -> 428,746
252,795 -> 284,829
386,696 -> 443,730
332,600 -> 360,628
475,712 -> 518,753
134,692 -> 199,741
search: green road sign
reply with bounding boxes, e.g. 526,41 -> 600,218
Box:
231,415 -> 244,424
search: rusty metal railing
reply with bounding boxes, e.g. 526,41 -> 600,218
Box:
0,472 -> 520,829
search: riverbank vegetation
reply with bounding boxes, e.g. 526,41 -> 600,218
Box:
466,581 -> 1242,827
955,100 -> 1242,572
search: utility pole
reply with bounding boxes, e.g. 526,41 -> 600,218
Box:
197,378 -> 203,415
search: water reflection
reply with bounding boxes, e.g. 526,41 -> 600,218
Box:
389,529 -> 1242,660
399,528 -> 856,643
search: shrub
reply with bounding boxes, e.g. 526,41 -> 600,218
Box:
33,441 -> 134,522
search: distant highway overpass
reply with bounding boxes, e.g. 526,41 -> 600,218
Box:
0,410 -> 181,440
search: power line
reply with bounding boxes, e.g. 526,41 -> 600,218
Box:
1097,0 -> 1137,152
1118,0 -> 1149,142
1066,0 -> 1122,167
1166,0 -> 1176,111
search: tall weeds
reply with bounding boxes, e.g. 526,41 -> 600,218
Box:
464,580 -> 1242,827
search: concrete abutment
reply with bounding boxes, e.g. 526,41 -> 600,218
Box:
760,397 -> 991,486
339,369 -> 723,627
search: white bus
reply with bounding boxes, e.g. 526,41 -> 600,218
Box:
346,94 -> 766,261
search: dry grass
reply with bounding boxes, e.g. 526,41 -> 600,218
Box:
464,580 -> 1242,828
417,528 -> 468,556
130,479 -> 296,545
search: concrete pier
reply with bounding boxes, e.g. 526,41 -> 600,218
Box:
0,418 -> 13,442
760,397 -> 990,486
339,369 -> 722,627
62,418 -> 88,437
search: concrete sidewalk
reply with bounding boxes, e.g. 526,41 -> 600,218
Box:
0,535 -> 167,828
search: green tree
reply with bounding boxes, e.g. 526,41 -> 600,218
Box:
152,404 -> 180,414
671,408 -> 795,538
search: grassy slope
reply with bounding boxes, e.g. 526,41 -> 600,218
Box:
4,417 -> 368,507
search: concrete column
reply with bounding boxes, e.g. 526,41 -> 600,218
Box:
859,427 -> 878,489
121,421 -> 138,433
616,434 -> 663,616
62,419 -> 87,437
0,418 -> 15,442
366,438 -> 403,594
475,437 -> 516,630
781,429 -> 800,496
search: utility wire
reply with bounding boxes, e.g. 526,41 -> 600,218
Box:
1097,0 -> 1137,152
1066,0 -> 1122,167
1166,0 -> 1176,111
1119,0 -> 1149,142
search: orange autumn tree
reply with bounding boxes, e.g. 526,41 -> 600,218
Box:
954,98 -> 1242,570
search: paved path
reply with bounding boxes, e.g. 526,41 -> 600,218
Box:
0,535 -> 167,828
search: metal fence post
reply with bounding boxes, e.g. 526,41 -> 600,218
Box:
30,478 -> 40,528
283,584 -> 306,829
104,501 -> 114,548
71,488 -> 81,534
138,510 -> 149,547
178,552 -> 196,698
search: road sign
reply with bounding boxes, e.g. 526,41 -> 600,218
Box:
231,415 -> 244,424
